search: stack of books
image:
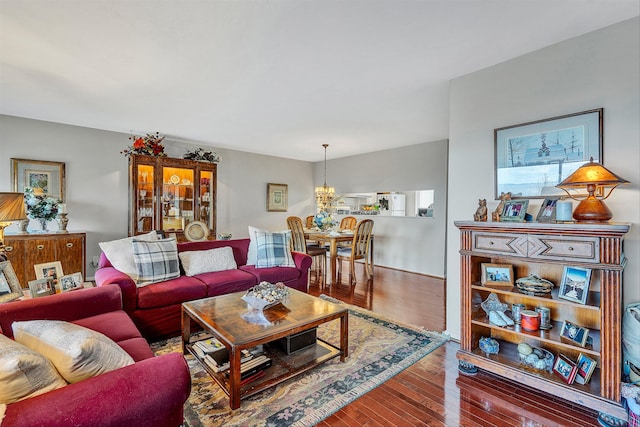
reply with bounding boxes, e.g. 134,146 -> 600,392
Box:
194,338 -> 271,384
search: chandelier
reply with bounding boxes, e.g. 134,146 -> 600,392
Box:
315,144 -> 336,212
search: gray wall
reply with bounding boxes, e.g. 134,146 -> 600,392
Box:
0,116 -> 449,280
0,116 -> 316,277
446,18 -> 640,339
319,141 -> 448,276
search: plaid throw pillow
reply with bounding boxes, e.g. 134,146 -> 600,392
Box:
255,231 -> 295,268
132,237 -> 180,286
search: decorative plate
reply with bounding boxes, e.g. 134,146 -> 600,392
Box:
169,174 -> 180,184
184,221 -> 209,242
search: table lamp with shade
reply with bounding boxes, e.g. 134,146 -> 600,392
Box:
0,192 -> 27,261
556,158 -> 629,222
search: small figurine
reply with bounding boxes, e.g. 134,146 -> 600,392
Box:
479,337 -> 500,356
492,192 -> 511,222
473,199 -> 487,222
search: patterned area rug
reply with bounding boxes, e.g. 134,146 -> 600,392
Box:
151,295 -> 448,427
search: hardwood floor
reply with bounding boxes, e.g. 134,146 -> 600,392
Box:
307,264 -> 601,427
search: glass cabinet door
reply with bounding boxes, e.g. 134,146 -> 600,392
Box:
161,166 -> 195,234
136,164 -> 155,233
198,170 -> 214,229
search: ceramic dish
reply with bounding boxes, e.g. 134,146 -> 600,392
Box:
184,221 -> 209,242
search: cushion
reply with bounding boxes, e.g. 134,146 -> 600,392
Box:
98,231 -> 158,280
12,320 -> 135,384
132,237 -> 180,286
0,334 -> 67,404
179,246 -> 237,276
247,225 -> 269,265
255,231 -> 295,268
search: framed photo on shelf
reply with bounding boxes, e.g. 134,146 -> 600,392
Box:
34,261 -> 64,286
558,266 -> 591,304
11,158 -> 66,201
560,320 -> 590,347
28,277 -> 55,298
0,261 -> 22,303
574,353 -> 597,385
267,183 -> 288,212
480,263 -> 514,286
553,354 -> 578,384
500,199 -> 529,222
494,109 -> 603,199
536,198 -> 559,222
58,272 -> 83,293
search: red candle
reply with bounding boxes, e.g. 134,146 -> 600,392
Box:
521,310 -> 540,331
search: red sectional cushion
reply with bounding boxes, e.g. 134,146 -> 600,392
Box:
239,265 -> 301,284
72,311 -> 153,361
137,275 -> 207,309
195,269 -> 258,297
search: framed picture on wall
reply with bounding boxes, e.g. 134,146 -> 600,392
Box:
494,109 -> 603,199
11,158 -> 66,201
267,183 -> 288,212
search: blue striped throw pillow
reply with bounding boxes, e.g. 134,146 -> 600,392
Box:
255,231 -> 295,268
132,237 -> 180,286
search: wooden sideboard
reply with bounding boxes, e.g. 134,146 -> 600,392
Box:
4,232 -> 86,288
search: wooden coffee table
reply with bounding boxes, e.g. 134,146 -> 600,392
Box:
181,289 -> 349,409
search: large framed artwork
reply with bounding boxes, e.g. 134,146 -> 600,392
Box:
267,183 -> 288,212
494,109 -> 603,199
11,158 -> 66,201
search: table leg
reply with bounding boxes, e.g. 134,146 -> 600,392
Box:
181,308 -> 191,354
340,312 -> 349,361
228,346 -> 242,409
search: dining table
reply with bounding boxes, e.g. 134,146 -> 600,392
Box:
304,229 -> 373,286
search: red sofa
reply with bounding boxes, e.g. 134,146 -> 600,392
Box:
95,238 -> 312,340
0,286 -> 191,427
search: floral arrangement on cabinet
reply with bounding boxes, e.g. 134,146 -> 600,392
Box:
183,147 -> 221,163
121,132 -> 167,157
24,187 -> 60,231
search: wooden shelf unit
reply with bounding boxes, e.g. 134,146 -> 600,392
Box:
454,221 -> 630,420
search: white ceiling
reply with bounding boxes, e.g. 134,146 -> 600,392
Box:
1,1 -> 638,161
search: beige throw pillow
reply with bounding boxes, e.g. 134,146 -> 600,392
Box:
179,246 -> 237,276
12,320 -> 134,384
0,334 -> 67,404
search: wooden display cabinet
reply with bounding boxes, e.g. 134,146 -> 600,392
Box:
4,232 -> 86,288
454,221 -> 630,421
128,154 -> 216,240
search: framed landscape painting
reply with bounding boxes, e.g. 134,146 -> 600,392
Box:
494,109 -> 602,199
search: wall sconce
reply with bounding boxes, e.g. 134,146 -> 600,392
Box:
556,158 -> 629,222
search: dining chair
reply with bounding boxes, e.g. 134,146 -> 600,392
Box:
339,216 -> 357,231
287,216 -> 327,284
337,219 -> 374,285
305,215 -> 315,229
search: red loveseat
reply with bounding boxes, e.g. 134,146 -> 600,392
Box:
0,286 -> 191,427
95,238 -> 312,340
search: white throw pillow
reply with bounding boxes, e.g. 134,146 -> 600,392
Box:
132,237 -> 180,286
179,247 -> 237,276
12,320 -> 134,384
0,334 -> 67,404
98,231 -> 158,280
247,226 -> 269,265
